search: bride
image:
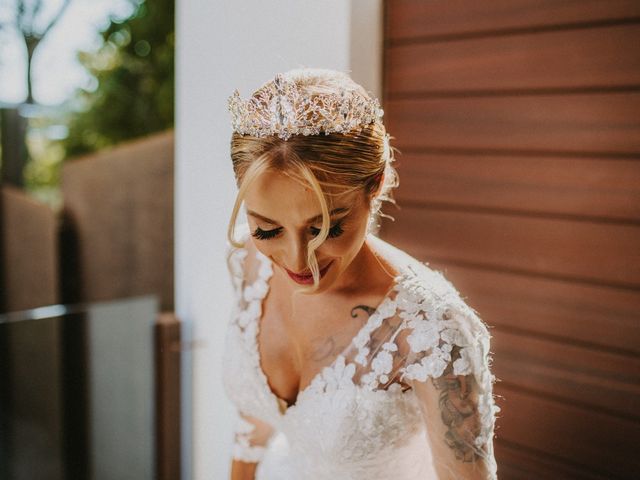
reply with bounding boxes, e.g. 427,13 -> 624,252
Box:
222,68 -> 500,479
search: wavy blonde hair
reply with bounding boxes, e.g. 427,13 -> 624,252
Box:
227,68 -> 399,293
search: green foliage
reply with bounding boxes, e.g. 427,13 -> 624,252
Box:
62,0 -> 174,158
23,114 -> 66,210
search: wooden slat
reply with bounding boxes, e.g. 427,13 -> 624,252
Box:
381,206 -> 640,288
491,329 -> 640,420
494,385 -> 640,478
1,185 -> 59,311
386,0 -> 640,41
393,152 -> 640,222
386,24 -> 640,94
495,439 -> 613,480
61,131 -> 175,311
424,262 -> 640,356
385,93 -> 640,155
155,313 -> 181,480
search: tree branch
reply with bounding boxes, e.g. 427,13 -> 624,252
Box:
16,0 -> 28,35
40,0 -> 71,39
27,0 -> 43,33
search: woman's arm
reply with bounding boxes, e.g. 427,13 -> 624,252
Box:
229,413 -> 275,480
411,362 -> 496,479
397,295 -> 500,479
230,459 -> 258,480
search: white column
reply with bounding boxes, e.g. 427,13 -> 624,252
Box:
175,1 -> 382,478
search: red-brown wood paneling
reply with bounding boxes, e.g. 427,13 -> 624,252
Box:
495,439 -> 614,480
491,329 -> 640,420
387,24 -> 640,94
386,0 -> 640,42
383,206 -> 640,289
385,93 -> 640,155
496,386 -> 640,478
428,262 -> 640,356
394,153 -> 640,222
382,1 -> 640,477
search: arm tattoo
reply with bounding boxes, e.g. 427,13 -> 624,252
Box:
430,346 -> 483,463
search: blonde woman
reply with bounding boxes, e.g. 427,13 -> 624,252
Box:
222,68 -> 500,480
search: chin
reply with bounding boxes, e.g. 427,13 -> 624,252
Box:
316,263 -> 344,290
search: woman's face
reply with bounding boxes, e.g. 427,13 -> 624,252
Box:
243,168 -> 372,294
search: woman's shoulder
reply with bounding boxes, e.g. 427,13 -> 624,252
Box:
370,237 -> 496,392
367,233 -> 465,304
369,234 -> 492,356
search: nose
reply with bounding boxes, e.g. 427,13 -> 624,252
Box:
284,234 -> 309,274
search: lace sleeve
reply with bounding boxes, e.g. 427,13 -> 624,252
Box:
396,275 -> 500,480
225,224 -> 276,463
230,411 -> 274,463
226,222 -> 250,296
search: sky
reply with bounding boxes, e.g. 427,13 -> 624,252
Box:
0,0 -> 136,106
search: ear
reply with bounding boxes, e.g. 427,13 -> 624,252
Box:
369,171 -> 385,201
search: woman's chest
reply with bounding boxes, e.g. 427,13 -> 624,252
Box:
223,319 -> 423,451
258,286 -> 388,405
267,382 -> 426,467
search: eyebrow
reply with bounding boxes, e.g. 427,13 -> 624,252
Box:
247,207 -> 350,226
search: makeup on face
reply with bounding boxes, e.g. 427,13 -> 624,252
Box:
250,217 -> 347,241
243,169 -> 371,292
285,260 -> 334,285
248,207 -> 350,241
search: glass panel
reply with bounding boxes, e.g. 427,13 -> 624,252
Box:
0,295 -> 158,480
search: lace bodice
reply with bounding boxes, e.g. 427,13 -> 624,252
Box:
221,225 -> 500,479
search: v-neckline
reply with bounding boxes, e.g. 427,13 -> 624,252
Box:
251,250 -> 401,416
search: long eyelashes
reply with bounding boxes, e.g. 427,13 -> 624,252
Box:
251,227 -> 282,240
311,220 -> 345,238
252,220 -> 346,241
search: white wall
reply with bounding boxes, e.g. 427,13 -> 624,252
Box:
175,1 -> 382,479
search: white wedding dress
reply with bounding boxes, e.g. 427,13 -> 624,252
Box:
222,224 -> 500,479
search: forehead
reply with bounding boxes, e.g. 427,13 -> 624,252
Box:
244,169 -> 361,223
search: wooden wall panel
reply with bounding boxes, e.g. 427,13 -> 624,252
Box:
386,0 -> 640,41
491,329 -> 640,420
383,1 -> 640,477
394,153 -> 640,222
496,386 -> 640,478
386,93 -> 640,155
383,207 -> 640,288
495,440 -> 612,480
387,24 -> 640,94
427,262 -> 640,356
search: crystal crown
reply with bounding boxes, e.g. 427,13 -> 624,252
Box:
228,73 -> 384,141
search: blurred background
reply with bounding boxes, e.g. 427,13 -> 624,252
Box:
0,1 -> 639,479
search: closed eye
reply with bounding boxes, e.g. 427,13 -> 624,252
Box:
310,220 -> 345,238
251,219 -> 346,241
251,226 -> 283,240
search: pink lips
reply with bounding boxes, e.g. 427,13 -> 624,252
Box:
286,261 -> 334,285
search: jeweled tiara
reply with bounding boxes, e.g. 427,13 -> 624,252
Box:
227,73 -> 384,141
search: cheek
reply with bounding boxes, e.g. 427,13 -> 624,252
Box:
249,237 -> 275,259
322,219 -> 368,258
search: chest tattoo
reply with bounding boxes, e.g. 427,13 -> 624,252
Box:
307,304 -> 376,362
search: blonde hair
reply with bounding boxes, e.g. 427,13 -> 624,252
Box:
227,68 -> 399,293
